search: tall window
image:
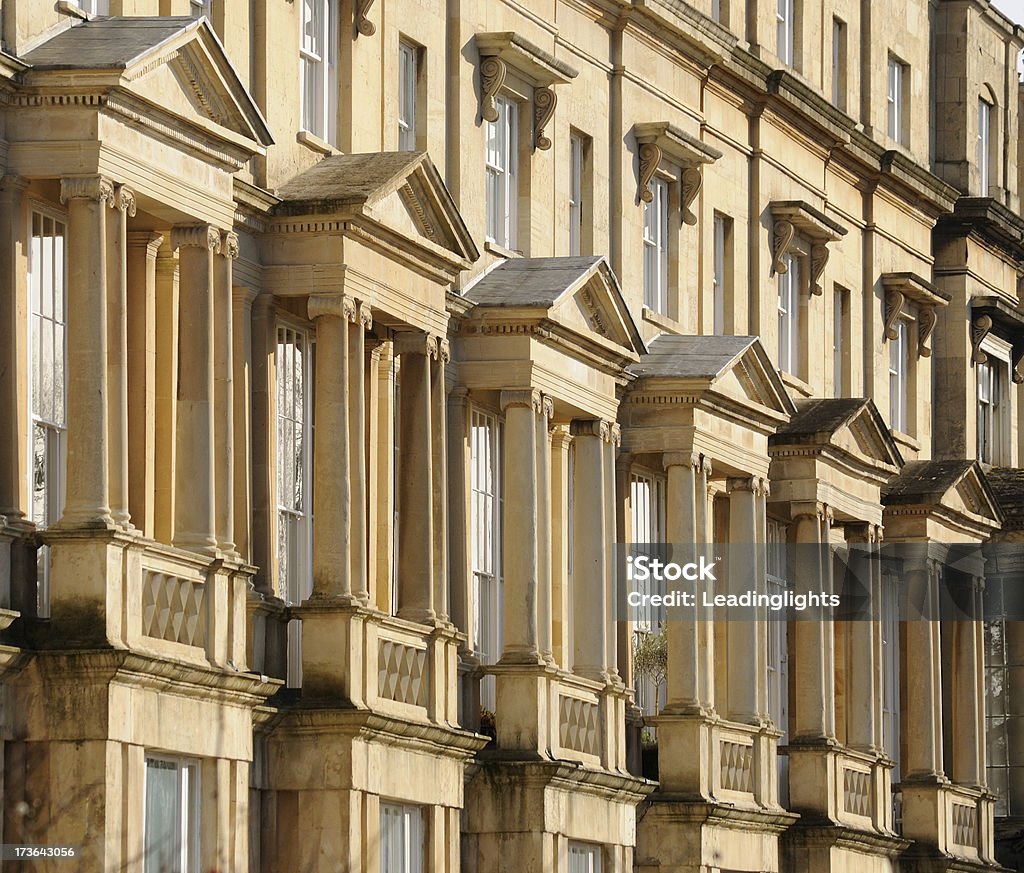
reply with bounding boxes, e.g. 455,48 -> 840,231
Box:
380,803 -> 424,873
630,472 -> 666,715
485,95 -> 518,249
471,408 -> 503,710
75,0 -> 110,12
643,176 -> 669,314
398,41 -> 418,151
776,0 -> 795,66
766,520 -> 790,802
887,57 -> 907,145
277,327 -> 313,686
712,214 -> 730,335
978,98 -> 992,196
29,209 -> 68,618
144,756 -> 199,873
777,253 -> 799,376
569,132 -> 585,256
711,0 -> 726,24
832,18 -> 847,111
569,842 -> 603,873
888,320 -> 908,433
881,572 -> 900,786
985,616 -> 1018,816
833,286 -> 849,397
300,0 -> 337,143
977,358 -> 1005,464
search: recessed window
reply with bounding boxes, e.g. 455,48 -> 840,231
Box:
881,573 -> 900,781
471,407 -> 504,710
485,95 -> 518,249
568,841 -> 603,873
776,0 -> 795,66
766,519 -> 789,787
777,253 -> 800,376
711,0 -> 727,24
630,471 -> 666,715
978,98 -> 992,196
888,319 -> 908,433
643,176 -> 669,314
144,756 -> 199,873
569,132 -> 587,256
712,213 -> 731,335
831,18 -> 847,111
300,0 -> 338,143
977,358 -> 1007,464
398,41 -> 419,151
28,209 -> 68,618
833,286 -> 849,397
887,56 -> 907,145
380,803 -> 424,873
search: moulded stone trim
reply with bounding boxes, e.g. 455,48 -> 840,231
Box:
60,174 -> 114,205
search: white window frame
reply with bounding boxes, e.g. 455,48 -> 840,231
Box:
777,252 -> 800,376
380,802 -> 424,873
977,352 -> 1009,465
887,56 -> 906,145
712,213 -> 727,335
471,407 -> 504,711
832,17 -> 846,110
978,98 -> 992,196
766,519 -> 789,803
144,755 -> 200,873
28,207 -> 68,619
189,0 -> 210,18
985,614 -> 1014,817
777,0 -> 795,66
276,324 -> 314,687
485,95 -> 519,249
643,176 -> 669,314
300,0 -> 338,144
568,841 -> 603,873
398,41 -> 418,151
569,132 -> 585,256
630,471 -> 666,716
889,319 -> 908,433
75,0 -> 110,13
833,286 -> 848,398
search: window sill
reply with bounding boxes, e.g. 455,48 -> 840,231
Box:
642,307 -> 685,336
296,130 -> 339,156
56,0 -> 91,19
780,371 -> 813,398
484,240 -> 521,260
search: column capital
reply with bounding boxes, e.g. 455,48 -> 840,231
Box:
501,388 -> 542,412
171,224 -> 221,251
307,293 -> 354,321
663,451 -> 701,472
570,418 -> 618,443
220,231 -> 240,259
791,500 -> 828,522
540,394 -> 554,420
60,174 -> 114,205
550,424 -> 573,450
394,329 -> 444,358
126,231 -> 164,257
356,300 -> 373,330
726,475 -> 759,494
699,454 -> 713,478
0,174 -> 29,196
232,285 -> 257,308
110,184 -> 137,217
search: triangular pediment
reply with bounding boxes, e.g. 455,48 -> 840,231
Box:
709,339 -> 797,419
548,260 -> 646,356
883,460 -> 1004,533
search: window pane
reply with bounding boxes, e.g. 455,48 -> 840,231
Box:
145,759 -> 181,873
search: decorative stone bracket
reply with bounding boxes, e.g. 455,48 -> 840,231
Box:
634,122 -> 721,223
769,201 -> 847,296
354,0 -> 375,37
881,273 -> 950,359
969,296 -> 1024,383
476,33 -> 578,152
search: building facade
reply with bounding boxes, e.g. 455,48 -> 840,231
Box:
0,0 -> 1021,871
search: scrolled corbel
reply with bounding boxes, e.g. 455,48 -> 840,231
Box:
637,142 -> 662,204
808,242 -> 829,296
883,289 -> 905,342
533,87 -> 556,151
970,314 -> 993,365
479,56 -> 507,123
355,0 -> 375,36
917,306 -> 937,358
680,166 -> 702,226
771,219 -> 795,277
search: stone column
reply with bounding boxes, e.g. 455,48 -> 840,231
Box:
537,395 -> 554,663
902,553 -> 944,778
213,231 -> 238,555
349,302 -> 372,603
844,522 -> 883,752
395,332 -> 435,623
697,457 -> 715,709
153,241 -> 178,545
307,294 -> 352,600
550,426 -> 573,669
790,502 -> 836,741
663,452 -> 702,712
58,175 -> 114,528
499,389 -> 542,664
171,225 -> 219,553
249,293 -> 276,594
726,476 -> 762,723
126,231 -> 162,538
570,419 -> 609,681
430,339 -> 450,622
374,342 -> 396,611
231,287 -> 256,562
604,423 -> 621,681
106,185 -> 136,529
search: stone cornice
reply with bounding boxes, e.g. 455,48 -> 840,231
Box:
936,196 -> 1024,262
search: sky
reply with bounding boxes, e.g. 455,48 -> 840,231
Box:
992,0 -> 1024,26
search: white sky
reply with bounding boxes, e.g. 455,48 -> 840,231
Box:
992,0 -> 1024,26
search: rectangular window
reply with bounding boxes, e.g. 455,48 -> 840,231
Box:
471,408 -> 504,710
568,842 -> 603,873
881,574 -> 900,775
398,41 -> 418,151
569,132 -> 585,256
712,214 -> 730,335
189,0 -> 210,18
833,286 -> 849,397
630,471 -> 666,716
380,803 -> 424,873
889,320 -> 908,433
986,616 -> 1015,816
887,57 -> 906,145
76,0 -> 110,12
977,358 -> 1006,464
485,95 -> 518,249
144,756 -> 199,873
777,253 -> 799,375
277,326 -> 313,687
832,18 -> 847,111
29,210 -> 68,619
643,176 -> 669,314
711,0 -> 726,24
300,0 -> 337,143
766,520 -> 789,801
978,98 -> 991,196
777,0 -> 795,66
